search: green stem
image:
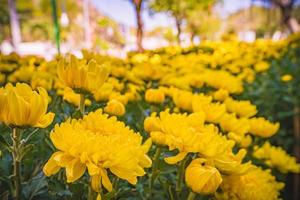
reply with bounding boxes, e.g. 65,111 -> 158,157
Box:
51,0 -> 60,54
87,178 -> 96,200
149,146 -> 161,199
12,128 -> 21,200
176,158 -> 187,195
187,191 -> 196,200
79,93 -> 85,115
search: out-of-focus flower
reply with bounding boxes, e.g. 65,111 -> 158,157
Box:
254,61 -> 269,72
93,83 -> 114,102
224,97 -> 257,118
62,87 -> 91,107
281,74 -> 293,82
145,88 -> 165,104
104,99 -> 125,116
248,117 -> 279,137
253,142 -> 300,173
213,89 -> 229,102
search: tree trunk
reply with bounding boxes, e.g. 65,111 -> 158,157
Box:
275,0 -> 300,33
133,0 -> 143,52
190,32 -> 195,45
175,17 -> 182,45
7,0 -> 21,52
83,0 -> 92,48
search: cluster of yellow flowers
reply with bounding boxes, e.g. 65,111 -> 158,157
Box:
1,33 -> 300,200
215,165 -> 284,200
253,142 -> 300,173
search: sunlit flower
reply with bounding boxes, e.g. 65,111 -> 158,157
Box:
57,55 -> 109,94
44,109 -> 151,192
248,117 -> 279,137
185,158 -> 222,194
215,165 -> 284,200
213,89 -> 229,102
281,74 -> 293,82
144,110 -> 250,174
254,61 -> 269,72
224,97 -> 257,118
145,88 -> 165,104
0,83 -> 54,128
62,87 -> 91,107
253,142 -> 300,173
104,99 -> 126,116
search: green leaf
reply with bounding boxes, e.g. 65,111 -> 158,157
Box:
0,135 -> 11,152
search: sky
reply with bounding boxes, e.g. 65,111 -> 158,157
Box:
91,0 -> 252,30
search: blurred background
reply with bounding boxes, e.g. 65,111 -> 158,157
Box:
0,0 -> 299,58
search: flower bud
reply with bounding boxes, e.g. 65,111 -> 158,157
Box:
145,89 -> 165,104
104,99 -> 125,116
185,158 -> 222,194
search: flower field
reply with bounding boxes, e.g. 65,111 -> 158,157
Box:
1,34 -> 300,200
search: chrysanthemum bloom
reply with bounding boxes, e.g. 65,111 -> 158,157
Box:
281,74 -> 293,82
215,165 -> 284,200
104,99 -> 126,116
185,158 -> 222,194
254,61 -> 269,72
253,142 -> 300,173
213,89 -> 229,102
224,97 -> 257,118
57,55 -> 109,94
248,117 -> 279,137
144,110 -> 250,174
145,88 -> 165,104
0,83 -> 54,128
219,113 -> 250,137
93,83 -> 114,102
44,109 -> 151,192
172,89 -> 194,111
62,87 -> 91,107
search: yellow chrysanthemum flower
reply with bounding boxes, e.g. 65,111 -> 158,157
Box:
224,97 -> 257,118
254,61 -> 269,72
248,117 -> 279,137
104,99 -> 126,116
57,55 -> 109,94
281,74 -> 293,82
213,89 -> 229,102
62,87 -> 91,107
219,113 -> 250,136
44,109 -> 151,192
216,165 -> 284,200
185,158 -> 222,194
253,142 -> 300,173
145,88 -> 165,104
0,83 -> 54,128
144,110 -> 250,174
93,83 -> 114,102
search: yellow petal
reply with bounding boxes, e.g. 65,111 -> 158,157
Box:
91,174 -> 101,192
100,168 -> 113,192
164,152 -> 188,164
87,162 -> 100,176
35,112 -> 55,128
66,159 -> 86,183
43,152 -> 61,176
